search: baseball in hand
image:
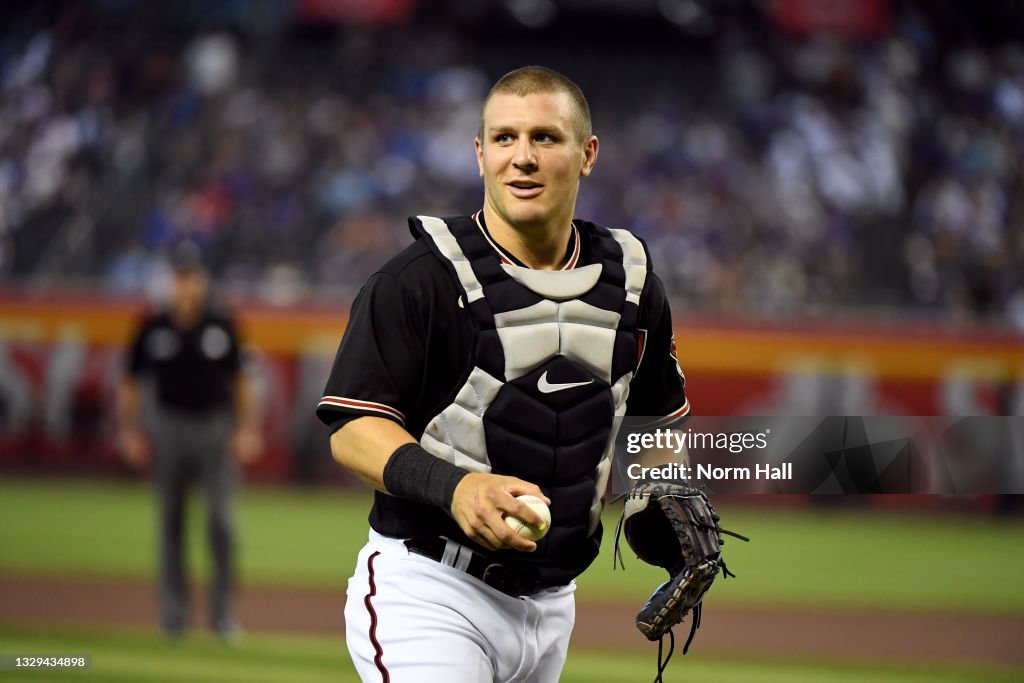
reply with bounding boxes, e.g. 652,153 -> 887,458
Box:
504,495 -> 551,541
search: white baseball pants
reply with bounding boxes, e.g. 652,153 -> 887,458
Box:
345,529 -> 576,682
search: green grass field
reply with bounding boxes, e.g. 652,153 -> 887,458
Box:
2,477 -> 1023,613
1,624 -> 1020,683
1,477 -> 1023,682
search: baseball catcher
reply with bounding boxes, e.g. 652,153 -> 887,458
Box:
615,482 -> 748,681
321,65 -> 701,681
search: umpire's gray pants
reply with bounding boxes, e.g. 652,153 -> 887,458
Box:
153,408 -> 236,634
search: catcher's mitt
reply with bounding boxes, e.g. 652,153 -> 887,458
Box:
614,482 -> 747,678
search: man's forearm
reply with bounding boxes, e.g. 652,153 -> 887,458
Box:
330,416 -> 417,493
117,377 -> 150,465
331,415 -> 544,551
234,374 -> 260,429
118,378 -> 141,430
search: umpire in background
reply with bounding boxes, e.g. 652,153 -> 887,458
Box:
117,240 -> 261,639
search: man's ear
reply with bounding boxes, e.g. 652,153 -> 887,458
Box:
475,137 -> 485,177
580,135 -> 599,178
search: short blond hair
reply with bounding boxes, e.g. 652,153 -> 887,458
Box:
479,66 -> 592,144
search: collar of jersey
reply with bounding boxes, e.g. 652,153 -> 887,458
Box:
473,210 -> 581,271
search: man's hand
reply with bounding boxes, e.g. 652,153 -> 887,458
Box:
231,425 -> 263,465
119,427 -> 150,469
451,473 -> 551,552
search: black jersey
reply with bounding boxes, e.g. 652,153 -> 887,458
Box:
318,214 -> 689,551
126,307 -> 242,412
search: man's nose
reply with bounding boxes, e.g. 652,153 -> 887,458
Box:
512,138 -> 537,169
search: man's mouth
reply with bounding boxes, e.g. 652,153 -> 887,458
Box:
507,180 -> 544,199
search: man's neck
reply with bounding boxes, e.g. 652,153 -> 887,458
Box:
481,204 -> 573,271
170,303 -> 202,329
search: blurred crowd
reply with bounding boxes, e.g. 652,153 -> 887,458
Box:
0,3 -> 1021,325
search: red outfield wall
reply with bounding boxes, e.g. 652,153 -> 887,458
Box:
0,292 -> 1021,480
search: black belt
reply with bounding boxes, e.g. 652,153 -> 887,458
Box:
404,537 -> 556,598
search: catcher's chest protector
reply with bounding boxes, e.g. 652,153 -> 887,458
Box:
410,215 -> 648,565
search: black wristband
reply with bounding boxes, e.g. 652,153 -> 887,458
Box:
382,443 -> 470,510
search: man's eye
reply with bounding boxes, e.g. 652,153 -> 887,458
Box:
534,133 -> 555,142
495,134 -> 513,143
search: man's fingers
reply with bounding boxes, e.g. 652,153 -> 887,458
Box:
474,503 -> 539,552
496,479 -> 549,529
506,534 -> 538,553
466,518 -> 501,551
486,491 -> 544,529
505,498 -> 546,529
453,493 -> 502,551
489,515 -> 538,552
484,500 -> 541,552
452,473 -> 546,552
504,479 -> 550,506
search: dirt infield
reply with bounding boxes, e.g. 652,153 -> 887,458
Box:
1,577 -> 1022,667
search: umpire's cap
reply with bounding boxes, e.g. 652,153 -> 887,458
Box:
169,240 -> 207,273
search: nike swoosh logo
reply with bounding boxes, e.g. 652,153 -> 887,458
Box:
537,371 -> 594,394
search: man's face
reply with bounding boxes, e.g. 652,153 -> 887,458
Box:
475,91 -> 598,233
171,269 -> 208,313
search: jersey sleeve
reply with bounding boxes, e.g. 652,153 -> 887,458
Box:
220,315 -> 244,374
124,316 -> 151,377
317,272 -> 424,430
625,272 -> 690,426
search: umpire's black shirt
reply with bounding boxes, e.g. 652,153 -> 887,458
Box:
126,307 -> 242,412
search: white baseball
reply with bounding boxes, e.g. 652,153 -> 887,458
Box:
504,495 -> 551,541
